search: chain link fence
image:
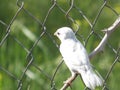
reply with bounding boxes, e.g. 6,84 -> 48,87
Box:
0,0 -> 120,90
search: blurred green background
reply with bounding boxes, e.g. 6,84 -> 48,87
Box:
0,0 -> 120,90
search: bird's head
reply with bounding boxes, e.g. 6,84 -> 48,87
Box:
54,27 -> 75,42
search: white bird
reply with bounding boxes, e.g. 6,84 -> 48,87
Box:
54,27 -> 104,90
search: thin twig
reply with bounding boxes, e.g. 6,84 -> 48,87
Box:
89,16 -> 120,59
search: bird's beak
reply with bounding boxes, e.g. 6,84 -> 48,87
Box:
54,32 -> 57,36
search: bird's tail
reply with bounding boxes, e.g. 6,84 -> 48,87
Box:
80,68 -> 104,90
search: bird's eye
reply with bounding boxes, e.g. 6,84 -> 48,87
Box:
57,32 -> 60,35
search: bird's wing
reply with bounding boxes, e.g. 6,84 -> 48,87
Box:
71,40 -> 90,65
60,39 -> 90,68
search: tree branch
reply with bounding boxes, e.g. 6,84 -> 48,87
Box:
89,16 -> 120,59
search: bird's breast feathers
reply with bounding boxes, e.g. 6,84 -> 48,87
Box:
60,39 -> 90,67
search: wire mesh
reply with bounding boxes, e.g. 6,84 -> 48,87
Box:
0,0 -> 120,90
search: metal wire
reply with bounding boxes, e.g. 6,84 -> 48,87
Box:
0,0 -> 120,90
